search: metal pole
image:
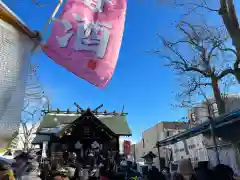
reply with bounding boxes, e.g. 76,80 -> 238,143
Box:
157,145 -> 161,170
209,117 -> 220,164
208,103 -> 220,164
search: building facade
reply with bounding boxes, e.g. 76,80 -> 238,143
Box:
187,94 -> 240,171
168,134 -> 208,166
188,94 -> 240,125
133,122 -> 210,168
132,122 -> 188,169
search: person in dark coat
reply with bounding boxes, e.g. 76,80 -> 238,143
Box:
162,167 -> 171,180
171,172 -> 185,180
195,161 -> 213,180
212,164 -> 235,180
147,166 -> 166,180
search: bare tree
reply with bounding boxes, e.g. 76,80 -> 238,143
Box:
10,64 -> 44,151
19,115 -> 39,152
219,0 -> 240,81
153,21 -> 236,114
159,0 -> 240,82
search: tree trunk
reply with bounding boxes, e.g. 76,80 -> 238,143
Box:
234,68 -> 240,82
219,0 -> 240,48
211,76 -> 226,114
233,52 -> 240,82
219,0 -> 240,82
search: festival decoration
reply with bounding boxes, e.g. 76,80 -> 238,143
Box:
123,140 -> 131,155
43,0 -> 127,88
0,2 -> 41,152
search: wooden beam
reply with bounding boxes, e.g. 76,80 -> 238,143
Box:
74,102 -> 84,112
93,104 -> 103,113
42,104 -> 128,116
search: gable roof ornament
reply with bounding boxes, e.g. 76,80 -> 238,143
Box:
38,103 -> 132,136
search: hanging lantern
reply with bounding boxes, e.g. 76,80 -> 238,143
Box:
0,2 -> 41,152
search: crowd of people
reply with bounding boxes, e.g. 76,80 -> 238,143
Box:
0,150 -> 238,180
55,153 -> 237,180
146,159 -> 236,180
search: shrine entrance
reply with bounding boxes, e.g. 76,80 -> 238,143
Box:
57,110 -> 119,153
33,105 -> 132,177
44,110 -> 122,168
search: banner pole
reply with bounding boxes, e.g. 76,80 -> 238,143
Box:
41,0 -> 63,36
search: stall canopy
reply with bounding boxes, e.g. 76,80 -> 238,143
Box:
33,110 -> 132,144
156,109 -> 240,147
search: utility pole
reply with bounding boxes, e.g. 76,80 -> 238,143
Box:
208,103 -> 220,164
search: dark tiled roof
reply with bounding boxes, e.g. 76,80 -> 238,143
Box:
37,112 -> 132,136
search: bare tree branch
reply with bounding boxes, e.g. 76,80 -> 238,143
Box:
152,21 -> 233,114
9,64 -> 45,151
31,0 -> 50,7
217,68 -> 234,79
165,0 -> 240,82
186,2 -> 219,12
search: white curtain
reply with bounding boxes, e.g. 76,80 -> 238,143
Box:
207,146 -> 240,176
0,19 -> 35,150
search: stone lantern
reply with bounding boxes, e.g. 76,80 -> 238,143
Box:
141,151 -> 157,165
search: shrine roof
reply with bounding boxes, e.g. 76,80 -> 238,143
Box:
37,112 -> 132,136
32,135 -> 51,144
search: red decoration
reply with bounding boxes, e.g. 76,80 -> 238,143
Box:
88,60 -> 97,70
124,140 -> 131,155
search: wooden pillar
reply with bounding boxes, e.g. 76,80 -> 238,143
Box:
116,136 -> 120,152
157,144 -> 161,170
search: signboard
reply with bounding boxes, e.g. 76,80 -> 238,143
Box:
43,0 -> 127,88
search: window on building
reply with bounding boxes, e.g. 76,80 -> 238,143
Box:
166,131 -> 170,137
188,144 -> 196,149
180,148 -> 185,152
174,149 -> 179,153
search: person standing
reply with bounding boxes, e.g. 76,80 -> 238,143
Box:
177,159 -> 196,180
212,164 -> 235,180
195,162 -> 213,180
146,166 -> 166,180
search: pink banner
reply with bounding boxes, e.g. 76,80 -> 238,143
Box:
43,0 -> 127,88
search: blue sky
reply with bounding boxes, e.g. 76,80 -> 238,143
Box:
4,0 -> 239,142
